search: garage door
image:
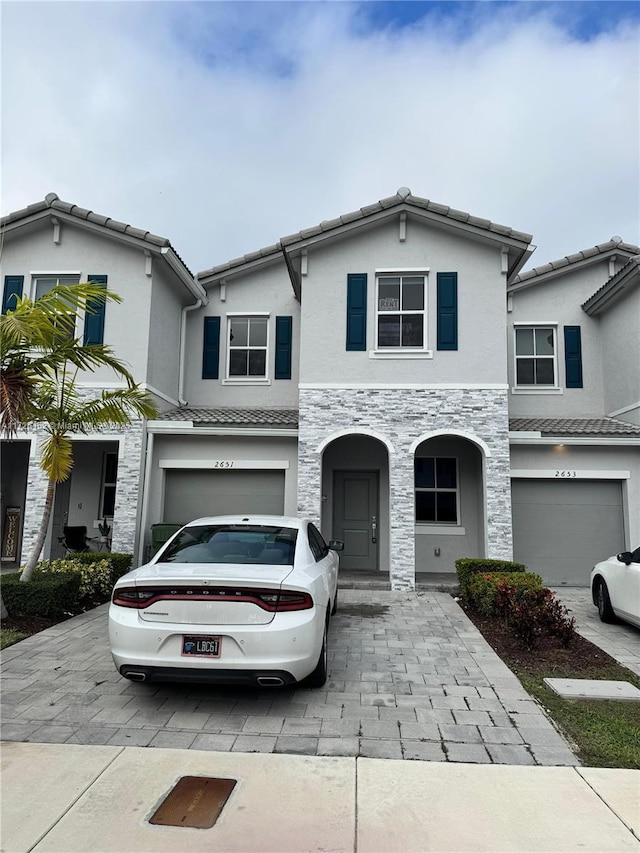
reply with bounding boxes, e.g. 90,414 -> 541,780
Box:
164,470 -> 285,524
511,479 -> 624,587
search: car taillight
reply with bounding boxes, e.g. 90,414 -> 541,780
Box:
111,586 -> 313,611
256,591 -> 313,612
112,588 -> 156,608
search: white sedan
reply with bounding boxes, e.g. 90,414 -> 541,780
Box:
590,547 -> 640,627
109,516 -> 343,687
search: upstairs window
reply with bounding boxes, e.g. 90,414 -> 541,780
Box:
515,326 -> 556,386
415,457 -> 458,524
227,316 -> 268,378
376,274 -> 426,349
32,274 -> 80,341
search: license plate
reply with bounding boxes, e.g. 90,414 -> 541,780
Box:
182,635 -> 221,658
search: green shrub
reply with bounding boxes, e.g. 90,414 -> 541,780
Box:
467,572 -> 543,616
1,571 -> 82,619
36,558 -> 112,605
455,558 -> 527,600
58,552 -> 133,585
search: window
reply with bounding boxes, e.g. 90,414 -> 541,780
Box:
32,274 -> 80,341
227,316 -> 268,378
415,457 -> 458,524
515,327 -> 556,386
100,452 -> 118,518
376,274 -> 425,349
308,524 -> 329,561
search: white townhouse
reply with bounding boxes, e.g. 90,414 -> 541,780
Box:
2,190 -> 639,588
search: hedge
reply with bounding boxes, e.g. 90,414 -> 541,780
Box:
2,571 -> 82,619
36,558 -> 112,607
55,552 -> 133,585
467,571 -> 543,616
455,558 -> 527,599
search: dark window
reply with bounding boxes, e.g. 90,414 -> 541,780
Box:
308,524 -> 328,561
415,457 -> 458,523
515,327 -> 556,386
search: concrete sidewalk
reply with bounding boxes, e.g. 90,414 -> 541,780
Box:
2,741 -> 638,853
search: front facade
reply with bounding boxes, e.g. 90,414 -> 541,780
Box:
2,191 -> 639,588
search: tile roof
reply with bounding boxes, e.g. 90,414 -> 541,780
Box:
509,417 -> 640,436
582,254 -> 640,313
512,237 -> 640,285
1,193 -> 195,278
197,187 -> 533,280
155,407 -> 299,427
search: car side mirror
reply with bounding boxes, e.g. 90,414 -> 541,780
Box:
329,540 -> 344,552
617,551 -> 633,565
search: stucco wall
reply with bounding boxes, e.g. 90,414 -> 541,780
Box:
184,260 -> 301,408
298,217 -> 509,386
599,286 -> 640,420
1,221 -> 153,385
507,258 -> 631,418
146,262 -> 189,407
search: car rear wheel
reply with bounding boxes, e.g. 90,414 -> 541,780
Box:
596,579 -> 616,623
305,622 -> 328,688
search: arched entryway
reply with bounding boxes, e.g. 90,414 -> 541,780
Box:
319,432 -> 391,575
412,433 -> 486,575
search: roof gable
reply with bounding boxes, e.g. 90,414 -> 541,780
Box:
197,187 -> 533,287
509,237 -> 640,293
582,255 -> 640,315
1,193 -> 204,300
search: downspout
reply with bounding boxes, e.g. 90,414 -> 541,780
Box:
178,297 -> 203,405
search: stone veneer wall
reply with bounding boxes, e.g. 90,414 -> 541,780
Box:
20,419 -> 144,565
297,388 -> 512,590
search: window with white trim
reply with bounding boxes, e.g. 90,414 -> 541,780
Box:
415,457 -> 458,524
376,274 -> 426,349
32,274 -> 81,340
515,326 -> 556,386
227,316 -> 269,378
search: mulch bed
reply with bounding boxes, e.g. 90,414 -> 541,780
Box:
460,601 -> 622,678
2,614 -> 63,635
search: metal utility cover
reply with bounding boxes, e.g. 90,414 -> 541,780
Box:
149,776 -> 237,829
544,678 -> 640,701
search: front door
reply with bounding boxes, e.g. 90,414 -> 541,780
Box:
50,478 -> 72,559
333,471 -> 378,571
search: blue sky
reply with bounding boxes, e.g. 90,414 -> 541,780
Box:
2,1 -> 638,272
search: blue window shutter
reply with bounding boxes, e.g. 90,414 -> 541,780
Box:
2,276 -> 23,314
83,275 -> 107,345
275,316 -> 293,379
564,326 -> 583,388
346,273 -> 367,351
202,316 -> 221,379
437,272 -> 458,350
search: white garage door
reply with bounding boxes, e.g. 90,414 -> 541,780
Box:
164,470 -> 285,524
512,479 -> 624,587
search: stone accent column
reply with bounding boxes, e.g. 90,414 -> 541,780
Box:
20,435 -> 51,565
110,421 -> 144,555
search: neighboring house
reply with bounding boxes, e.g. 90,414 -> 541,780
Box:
507,241 -> 640,586
0,193 -> 205,568
2,190 -> 638,589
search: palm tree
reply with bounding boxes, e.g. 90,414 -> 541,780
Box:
1,283 -> 157,582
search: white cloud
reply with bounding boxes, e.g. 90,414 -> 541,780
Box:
2,2 -> 638,273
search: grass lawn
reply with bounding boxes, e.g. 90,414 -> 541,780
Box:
463,603 -> 640,769
1,629 -> 28,649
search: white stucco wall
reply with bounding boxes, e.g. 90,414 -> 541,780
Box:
146,261 -> 190,408
183,260 -> 301,407
298,217 -> 509,385
507,258 -> 631,418
1,220 -> 154,385
599,285 -> 640,420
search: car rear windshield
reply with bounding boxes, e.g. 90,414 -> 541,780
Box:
156,525 -> 298,565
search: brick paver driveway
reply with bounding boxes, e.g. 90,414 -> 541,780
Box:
1,589 -> 576,765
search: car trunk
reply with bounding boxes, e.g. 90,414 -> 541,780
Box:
134,563 -> 294,626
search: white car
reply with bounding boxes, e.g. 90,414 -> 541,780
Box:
590,547 -> 640,627
109,516 -> 343,687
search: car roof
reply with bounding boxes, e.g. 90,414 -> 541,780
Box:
182,515 -> 306,529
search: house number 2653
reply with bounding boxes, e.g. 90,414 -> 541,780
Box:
555,470 -> 577,478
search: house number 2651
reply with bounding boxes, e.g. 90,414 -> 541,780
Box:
555,470 -> 577,478
213,461 -> 234,468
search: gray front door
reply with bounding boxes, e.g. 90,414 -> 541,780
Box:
333,471 -> 378,570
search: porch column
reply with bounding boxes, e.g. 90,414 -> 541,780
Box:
389,445 -> 415,591
110,422 -> 144,555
